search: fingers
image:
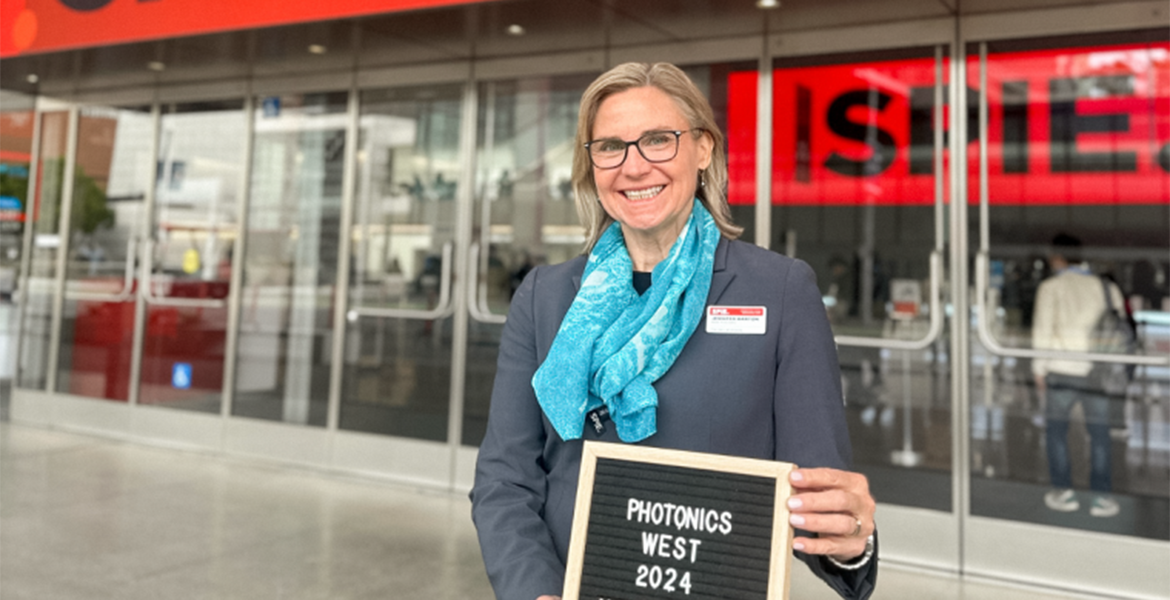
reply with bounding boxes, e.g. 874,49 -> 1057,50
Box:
792,533 -> 869,560
786,468 -> 875,559
790,467 -> 866,492
789,468 -> 873,513
788,511 -> 860,538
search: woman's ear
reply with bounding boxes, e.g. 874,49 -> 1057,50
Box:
696,130 -> 714,170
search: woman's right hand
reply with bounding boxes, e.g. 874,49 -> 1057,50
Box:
537,596 -> 561,600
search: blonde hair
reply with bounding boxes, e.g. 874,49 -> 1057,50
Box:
572,62 -> 742,253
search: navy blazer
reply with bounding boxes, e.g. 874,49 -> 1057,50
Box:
470,238 -> 877,600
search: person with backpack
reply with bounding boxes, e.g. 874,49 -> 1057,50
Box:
1032,233 -> 1126,518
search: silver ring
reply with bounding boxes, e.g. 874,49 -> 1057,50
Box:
851,518 -> 863,537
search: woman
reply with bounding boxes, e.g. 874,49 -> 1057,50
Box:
471,62 -> 877,600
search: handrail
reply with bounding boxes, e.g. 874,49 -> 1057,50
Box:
347,241 -> 454,321
974,252 -> 1167,366
468,242 -> 507,324
835,250 -> 944,351
140,238 -> 228,309
67,237 -> 137,302
971,43 -> 1167,368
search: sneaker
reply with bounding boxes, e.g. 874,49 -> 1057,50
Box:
1090,496 -> 1120,518
1044,488 -> 1079,512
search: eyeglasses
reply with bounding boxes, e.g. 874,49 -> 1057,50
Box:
584,129 -> 702,170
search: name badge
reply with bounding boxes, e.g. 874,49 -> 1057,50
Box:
705,306 -> 767,335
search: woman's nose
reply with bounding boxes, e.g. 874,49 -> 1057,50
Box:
620,145 -> 652,175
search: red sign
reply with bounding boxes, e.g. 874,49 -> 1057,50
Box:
726,42 -> 1170,206
1,0 -> 493,58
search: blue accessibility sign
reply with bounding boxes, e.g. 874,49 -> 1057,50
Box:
172,363 -> 192,390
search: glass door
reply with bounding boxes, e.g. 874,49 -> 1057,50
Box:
768,47 -> 956,568
16,108 -> 69,392
461,73 -> 596,446
966,35 -> 1169,597
339,83 -> 463,441
232,92 -> 346,425
55,105 -> 150,402
139,99 -> 245,413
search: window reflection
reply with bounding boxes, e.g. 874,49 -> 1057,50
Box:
232,92 -> 346,425
139,100 -> 245,412
17,110 -> 69,391
57,105 -> 151,402
340,84 -> 464,440
768,50 -> 953,511
972,41 -> 1170,540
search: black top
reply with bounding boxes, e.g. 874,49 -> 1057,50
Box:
632,271 -> 652,295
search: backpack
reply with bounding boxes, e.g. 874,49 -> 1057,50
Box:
1086,277 -> 1137,397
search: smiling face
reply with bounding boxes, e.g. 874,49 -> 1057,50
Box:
590,86 -> 713,263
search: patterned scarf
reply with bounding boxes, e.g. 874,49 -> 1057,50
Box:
532,199 -> 719,442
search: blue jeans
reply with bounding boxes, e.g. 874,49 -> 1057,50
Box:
1045,373 -> 1113,492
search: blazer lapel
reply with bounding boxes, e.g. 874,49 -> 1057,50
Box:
706,238 -> 735,305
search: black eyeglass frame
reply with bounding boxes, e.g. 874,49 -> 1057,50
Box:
583,128 -> 705,170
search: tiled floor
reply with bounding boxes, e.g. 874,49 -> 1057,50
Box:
1,423 -> 1083,600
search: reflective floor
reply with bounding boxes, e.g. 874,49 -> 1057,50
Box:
0,421 -> 1103,600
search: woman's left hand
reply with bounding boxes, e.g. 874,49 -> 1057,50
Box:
787,468 -> 875,562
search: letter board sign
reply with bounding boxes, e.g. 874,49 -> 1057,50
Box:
564,441 -> 795,600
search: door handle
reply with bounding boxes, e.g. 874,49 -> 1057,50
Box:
67,237 -> 138,302
347,241 -> 454,321
140,238 -> 227,309
835,250 -> 944,351
468,242 -> 507,324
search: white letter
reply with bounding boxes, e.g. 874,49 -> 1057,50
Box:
672,536 -> 688,561
657,533 -> 674,558
638,500 -> 652,523
642,531 -> 659,556
719,511 -> 733,535
650,502 -> 665,525
688,538 -> 703,563
705,509 -> 719,533
662,503 -> 677,527
627,498 -> 641,522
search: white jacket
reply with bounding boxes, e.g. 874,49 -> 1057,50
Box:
1031,266 -> 1125,378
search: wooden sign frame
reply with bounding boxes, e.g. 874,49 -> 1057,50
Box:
564,441 -> 795,600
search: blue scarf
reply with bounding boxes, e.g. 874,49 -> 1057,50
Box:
532,199 -> 719,442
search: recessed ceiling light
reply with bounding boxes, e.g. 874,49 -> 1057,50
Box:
147,61 -> 166,71
308,44 -> 327,55
756,0 -> 780,8
26,74 -> 38,84
506,24 -> 525,36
